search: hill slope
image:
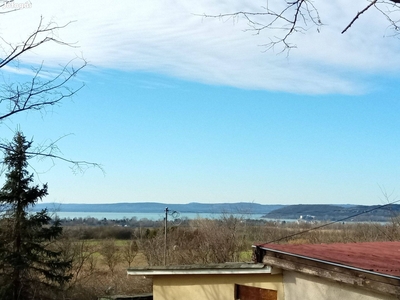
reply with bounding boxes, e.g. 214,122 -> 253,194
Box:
264,204 -> 400,221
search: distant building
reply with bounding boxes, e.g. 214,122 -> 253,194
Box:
298,214 -> 315,222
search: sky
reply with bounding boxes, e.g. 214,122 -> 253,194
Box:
0,0 -> 400,205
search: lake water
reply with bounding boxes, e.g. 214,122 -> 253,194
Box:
51,211 -> 271,221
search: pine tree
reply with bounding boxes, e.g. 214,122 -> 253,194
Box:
0,132 -> 72,300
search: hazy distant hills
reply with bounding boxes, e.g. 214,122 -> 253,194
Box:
32,202 -> 399,221
33,202 -> 284,215
264,204 -> 400,221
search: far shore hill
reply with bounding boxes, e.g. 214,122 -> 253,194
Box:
32,202 -> 400,222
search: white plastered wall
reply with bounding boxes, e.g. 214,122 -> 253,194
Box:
283,271 -> 396,300
153,273 -> 284,300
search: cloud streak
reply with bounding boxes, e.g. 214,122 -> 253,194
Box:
2,0 -> 400,94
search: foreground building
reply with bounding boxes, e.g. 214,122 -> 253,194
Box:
128,241 -> 400,299
128,263 -> 283,300
254,241 -> 400,300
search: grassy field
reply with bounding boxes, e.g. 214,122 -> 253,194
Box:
59,217 -> 400,299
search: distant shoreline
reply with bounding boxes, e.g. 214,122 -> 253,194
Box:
32,202 -> 398,222
49,211 -> 272,221
32,202 -> 284,214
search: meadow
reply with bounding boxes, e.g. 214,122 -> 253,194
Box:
58,215 -> 400,299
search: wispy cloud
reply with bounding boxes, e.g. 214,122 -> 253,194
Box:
2,0 -> 400,94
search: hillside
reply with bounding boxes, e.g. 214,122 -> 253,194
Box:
264,204 -> 400,222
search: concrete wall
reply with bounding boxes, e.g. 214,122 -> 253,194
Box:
153,273 -> 283,300
283,271 -> 396,300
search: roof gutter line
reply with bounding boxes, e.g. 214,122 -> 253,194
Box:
127,267 -> 273,276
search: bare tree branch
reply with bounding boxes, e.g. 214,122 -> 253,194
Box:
0,136 -> 104,175
200,0 -> 321,52
202,0 -> 400,52
375,2 -> 400,34
0,16 -> 77,69
0,59 -> 86,121
342,1 -> 378,34
0,16 -> 84,122
0,16 -> 100,173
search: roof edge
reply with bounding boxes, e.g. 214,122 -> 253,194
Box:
127,263 -> 277,276
257,245 -> 400,280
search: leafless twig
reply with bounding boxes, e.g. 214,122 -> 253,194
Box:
202,0 -> 400,52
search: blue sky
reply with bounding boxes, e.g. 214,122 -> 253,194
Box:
1,0 -> 400,205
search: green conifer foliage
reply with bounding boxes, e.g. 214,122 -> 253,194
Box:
0,132 -> 72,300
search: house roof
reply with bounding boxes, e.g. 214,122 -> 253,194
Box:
127,262 -> 277,276
256,241 -> 400,278
255,241 -> 400,297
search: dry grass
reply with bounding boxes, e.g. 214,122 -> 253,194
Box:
58,237 -> 152,300
60,219 -> 400,299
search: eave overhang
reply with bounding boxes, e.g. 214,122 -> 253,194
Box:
127,263 -> 280,277
255,245 -> 400,297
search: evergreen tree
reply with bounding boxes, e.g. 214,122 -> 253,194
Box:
0,132 -> 72,300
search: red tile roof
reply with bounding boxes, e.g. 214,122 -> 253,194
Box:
257,241 -> 400,277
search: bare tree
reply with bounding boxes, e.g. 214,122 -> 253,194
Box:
159,216 -> 249,265
202,0 -> 400,52
121,240 -> 139,267
57,231 -> 99,290
0,16 -> 85,120
138,233 -> 165,266
0,13 -> 102,171
99,239 -> 121,275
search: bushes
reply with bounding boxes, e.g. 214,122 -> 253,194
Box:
47,215 -> 400,299
65,226 -> 136,240
54,233 -> 151,300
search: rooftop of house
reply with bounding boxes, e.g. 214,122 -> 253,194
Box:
255,241 -> 400,278
127,262 -> 278,276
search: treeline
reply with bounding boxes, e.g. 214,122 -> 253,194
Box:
59,216 -> 166,228
59,217 -> 266,240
